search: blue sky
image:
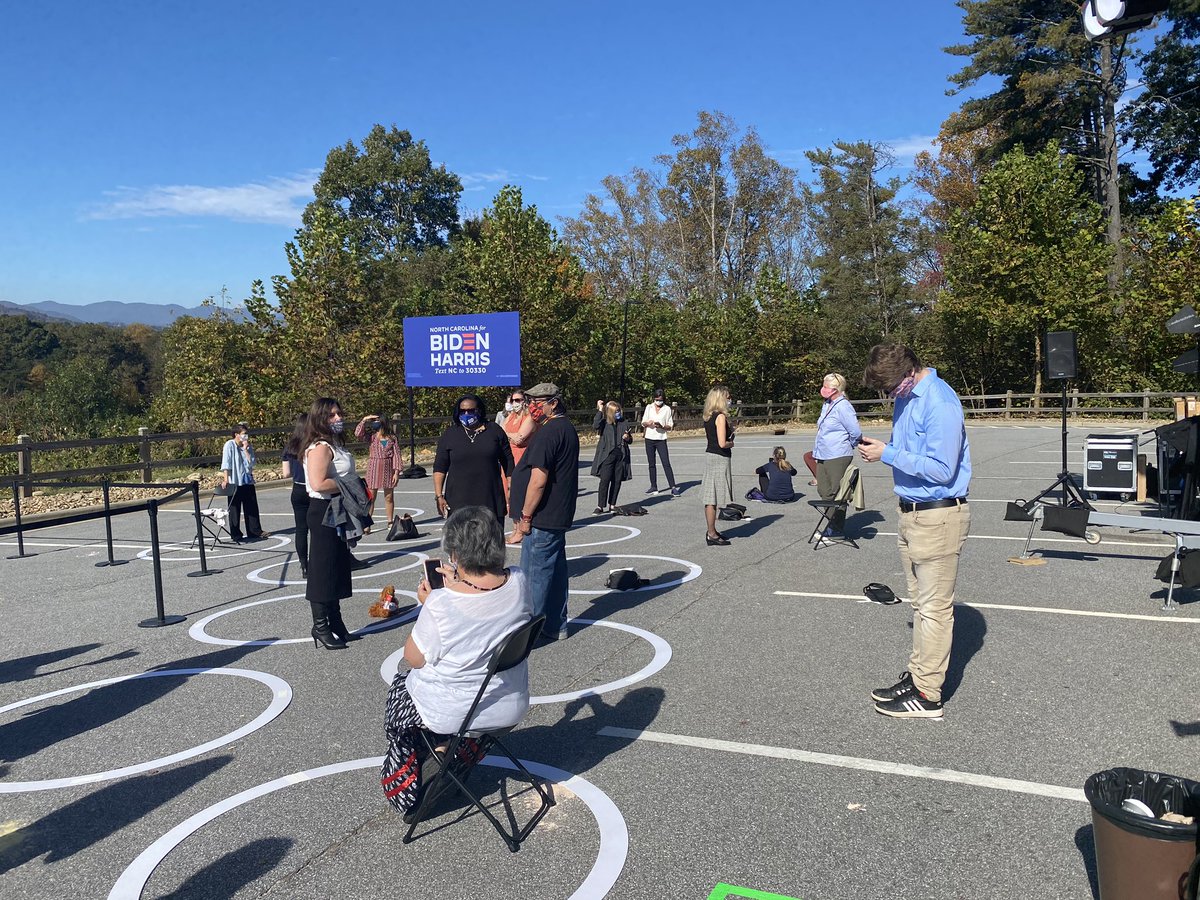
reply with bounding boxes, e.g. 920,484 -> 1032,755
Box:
2,1 -> 984,307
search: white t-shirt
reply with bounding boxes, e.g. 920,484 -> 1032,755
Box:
641,403 -> 674,441
304,440 -> 355,499
407,566 -> 533,734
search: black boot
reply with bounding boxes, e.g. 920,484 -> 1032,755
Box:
310,603 -> 347,649
329,601 -> 360,642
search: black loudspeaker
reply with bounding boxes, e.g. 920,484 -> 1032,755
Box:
1046,330 -> 1077,380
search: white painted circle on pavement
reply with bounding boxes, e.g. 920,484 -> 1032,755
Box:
189,589 -> 418,647
567,553 -> 701,595
378,618 -> 672,706
567,523 -> 641,548
245,551 -> 427,586
0,668 -> 291,793
108,756 -> 627,900
137,534 -> 292,562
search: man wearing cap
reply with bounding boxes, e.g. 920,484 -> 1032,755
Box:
507,383 -> 580,642
859,344 -> 971,720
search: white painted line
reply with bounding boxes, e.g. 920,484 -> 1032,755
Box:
597,727 -> 1086,803
378,618 -> 673,706
108,755 -> 628,900
567,523 -> 642,549
871,531 -> 1171,548
0,669 -> 291,793
774,591 -> 1200,624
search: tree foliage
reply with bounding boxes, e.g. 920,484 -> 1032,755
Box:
939,144 -> 1111,393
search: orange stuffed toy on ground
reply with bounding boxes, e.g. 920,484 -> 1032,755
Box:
368,584 -> 400,618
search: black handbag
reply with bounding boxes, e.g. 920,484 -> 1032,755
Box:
386,514 -> 419,541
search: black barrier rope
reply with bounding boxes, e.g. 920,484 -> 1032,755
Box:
95,480 -> 128,568
138,498 -> 186,629
186,480 -> 221,578
6,479 -> 33,559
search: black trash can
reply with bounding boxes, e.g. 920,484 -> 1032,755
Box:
1084,767 -> 1200,900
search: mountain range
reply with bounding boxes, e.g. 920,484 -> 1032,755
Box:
0,299 -> 229,328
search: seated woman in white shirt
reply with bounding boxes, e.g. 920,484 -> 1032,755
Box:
381,505 -> 533,816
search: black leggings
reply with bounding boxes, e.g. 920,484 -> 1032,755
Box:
644,440 -> 675,490
290,482 -> 310,566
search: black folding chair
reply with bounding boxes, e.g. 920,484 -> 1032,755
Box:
807,465 -> 860,550
190,484 -> 235,550
402,614 -> 555,852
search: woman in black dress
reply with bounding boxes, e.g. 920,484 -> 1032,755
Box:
432,394 -> 514,524
590,399 -> 632,514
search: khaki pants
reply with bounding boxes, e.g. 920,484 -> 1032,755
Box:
896,503 -> 970,703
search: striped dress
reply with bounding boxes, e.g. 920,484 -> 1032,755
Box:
355,423 -> 404,491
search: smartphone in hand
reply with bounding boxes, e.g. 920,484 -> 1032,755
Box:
424,558 -> 445,591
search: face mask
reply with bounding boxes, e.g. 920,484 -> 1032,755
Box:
330,419 -> 345,434
654,399 -> 664,407
614,411 -> 623,422
820,386 -> 835,400
372,420 -> 383,431
459,410 -> 481,428
529,403 -> 547,423
889,375 -> 916,400
504,402 -> 514,412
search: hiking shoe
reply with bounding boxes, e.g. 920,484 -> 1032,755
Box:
871,672 -> 913,703
875,689 -> 943,719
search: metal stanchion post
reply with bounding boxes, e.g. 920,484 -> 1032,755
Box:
138,499 -> 186,628
6,478 -> 35,559
187,480 -> 220,577
95,480 -> 128,568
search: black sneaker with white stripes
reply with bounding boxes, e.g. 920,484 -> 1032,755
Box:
870,671 -> 913,703
875,688 -> 944,719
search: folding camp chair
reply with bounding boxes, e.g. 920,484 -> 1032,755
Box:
190,484 -> 235,550
807,464 -> 861,550
402,615 -> 555,852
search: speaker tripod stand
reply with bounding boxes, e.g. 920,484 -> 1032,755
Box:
1026,383 -> 1093,510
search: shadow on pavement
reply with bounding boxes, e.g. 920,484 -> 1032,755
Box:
0,646 -> 263,770
155,836 -> 294,899
0,644 -> 139,685
1074,824 -> 1100,900
0,755 -> 233,876
942,604 -> 987,702
1170,719 -> 1200,737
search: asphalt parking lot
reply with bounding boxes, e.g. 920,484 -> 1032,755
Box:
1,422 -> 1196,900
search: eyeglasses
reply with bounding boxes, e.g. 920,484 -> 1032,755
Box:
511,396 -> 525,403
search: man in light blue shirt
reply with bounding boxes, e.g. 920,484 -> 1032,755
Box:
859,344 -> 971,720
220,425 -> 269,542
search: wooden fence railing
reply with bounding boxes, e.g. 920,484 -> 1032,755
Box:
0,392 -> 1190,497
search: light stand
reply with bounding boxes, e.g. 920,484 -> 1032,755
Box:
399,386 -> 426,478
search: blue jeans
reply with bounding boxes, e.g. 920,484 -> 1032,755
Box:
520,527 -> 568,635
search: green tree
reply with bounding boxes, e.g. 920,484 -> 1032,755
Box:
1101,198 -> 1200,391
306,124 -> 463,259
458,186 -> 603,401
803,141 -> 917,375
1123,2 -> 1200,194
940,144 -> 1111,394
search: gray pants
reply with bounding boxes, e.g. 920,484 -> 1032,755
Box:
816,455 -> 852,529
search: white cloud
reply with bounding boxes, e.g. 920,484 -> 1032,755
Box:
887,135 -> 939,167
457,169 -> 548,192
86,172 -> 318,226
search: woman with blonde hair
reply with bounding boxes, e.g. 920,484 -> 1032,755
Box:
700,384 -> 735,545
590,399 -> 633,514
813,372 -> 862,536
754,446 -> 798,502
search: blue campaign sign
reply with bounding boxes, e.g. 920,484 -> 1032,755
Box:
403,312 -> 522,387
